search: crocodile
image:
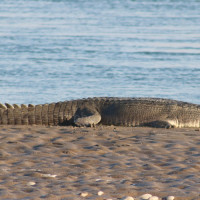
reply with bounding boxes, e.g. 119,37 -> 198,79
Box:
0,97 -> 200,128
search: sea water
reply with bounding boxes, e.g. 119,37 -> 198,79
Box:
0,0 -> 200,104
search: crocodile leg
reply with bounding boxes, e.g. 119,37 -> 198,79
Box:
142,120 -> 174,128
74,107 -> 101,127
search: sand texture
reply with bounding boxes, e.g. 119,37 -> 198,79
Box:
0,125 -> 199,200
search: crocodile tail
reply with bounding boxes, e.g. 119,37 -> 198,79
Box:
0,101 -> 74,126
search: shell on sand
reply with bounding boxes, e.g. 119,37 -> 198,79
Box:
27,181 -> 36,186
149,196 -> 159,200
80,192 -> 89,197
139,194 -> 152,199
98,191 -> 104,196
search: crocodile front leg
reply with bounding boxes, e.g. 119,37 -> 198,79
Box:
74,107 -> 101,127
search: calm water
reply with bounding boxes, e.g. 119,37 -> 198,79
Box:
0,0 -> 200,104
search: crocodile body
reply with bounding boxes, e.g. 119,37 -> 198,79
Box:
0,97 -> 200,128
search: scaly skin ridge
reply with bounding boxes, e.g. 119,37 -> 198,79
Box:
0,97 -> 199,127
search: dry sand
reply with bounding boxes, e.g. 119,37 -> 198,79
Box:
0,125 -> 199,200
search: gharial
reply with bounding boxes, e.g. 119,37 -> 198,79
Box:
0,97 -> 200,128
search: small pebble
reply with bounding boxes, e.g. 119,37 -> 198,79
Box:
149,196 -> 159,200
27,181 -> 36,186
80,192 -> 89,197
120,196 -> 134,200
139,194 -> 152,199
98,191 -> 104,196
167,196 -> 175,200
41,174 -> 57,178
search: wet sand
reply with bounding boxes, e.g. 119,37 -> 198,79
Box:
0,125 -> 199,200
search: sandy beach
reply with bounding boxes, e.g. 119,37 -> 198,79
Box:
0,125 -> 199,200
